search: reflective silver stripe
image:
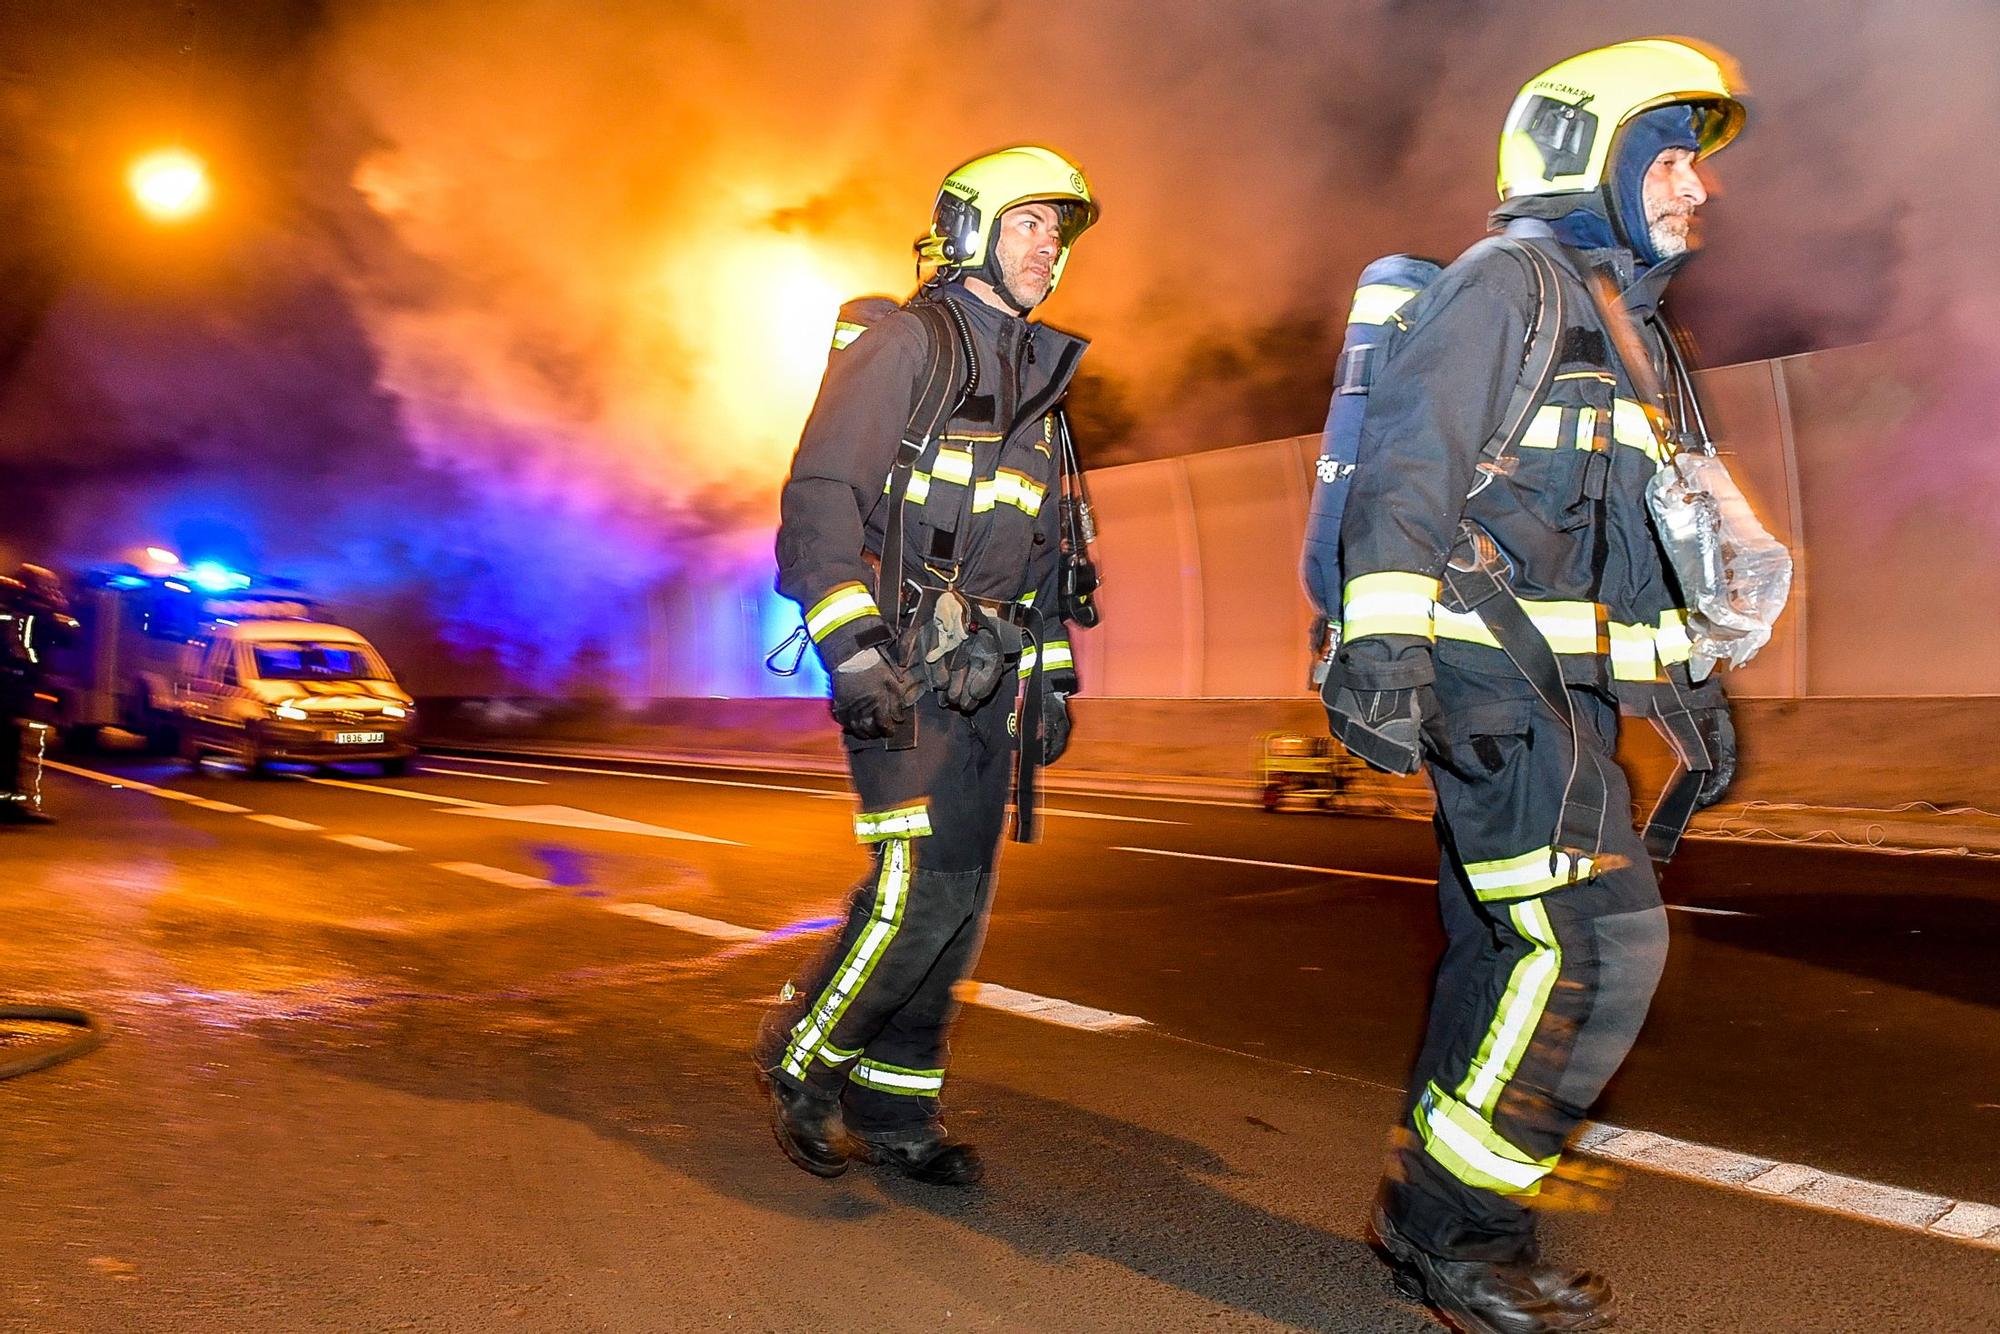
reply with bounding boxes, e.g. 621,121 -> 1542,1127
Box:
931,448 -> 975,485
1464,847 -> 1595,901
1434,599 -> 1604,656
806,583 -> 879,641
781,840 -> 910,1079
831,321 -> 867,350
1517,403 -> 1566,450
1612,398 -> 1668,462
1609,621 -> 1661,681
850,1060 -> 944,1094
1348,282 -> 1421,327
854,802 -> 933,843
972,469 -> 1047,516
1017,640 -> 1075,678
1342,572 -> 1440,642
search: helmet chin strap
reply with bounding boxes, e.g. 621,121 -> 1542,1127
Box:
982,254 -> 1037,315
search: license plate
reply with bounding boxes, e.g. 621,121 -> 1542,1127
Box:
336,731 -> 387,745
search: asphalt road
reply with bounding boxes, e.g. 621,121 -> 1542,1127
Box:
2,747 -> 1996,1332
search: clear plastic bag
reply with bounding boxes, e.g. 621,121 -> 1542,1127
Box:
1646,449 -> 1794,680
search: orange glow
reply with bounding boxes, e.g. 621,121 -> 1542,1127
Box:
127,148 -> 213,223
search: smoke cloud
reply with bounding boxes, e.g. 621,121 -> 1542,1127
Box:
1,0 -> 1995,691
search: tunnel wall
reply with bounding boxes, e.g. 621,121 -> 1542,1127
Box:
1069,336 -> 1992,701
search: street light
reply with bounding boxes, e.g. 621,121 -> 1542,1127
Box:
127,147 -> 212,223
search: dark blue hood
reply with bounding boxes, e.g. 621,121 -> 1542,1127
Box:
1606,105 -> 1702,269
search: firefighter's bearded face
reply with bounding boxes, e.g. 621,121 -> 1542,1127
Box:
990,201 -> 1065,310
1643,146 -> 1709,259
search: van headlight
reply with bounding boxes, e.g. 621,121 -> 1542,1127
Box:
383,704 -> 409,719
271,702 -> 309,722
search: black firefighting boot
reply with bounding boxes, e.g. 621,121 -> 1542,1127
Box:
1372,1207 -> 1615,1333
852,1125 -> 984,1188
752,999 -> 852,1179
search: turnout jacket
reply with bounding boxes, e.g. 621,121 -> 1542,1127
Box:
1337,235 -> 1707,696
776,284 -> 1086,693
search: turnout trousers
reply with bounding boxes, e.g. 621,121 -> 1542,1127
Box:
1381,664 -> 1670,1262
766,686 -> 1015,1136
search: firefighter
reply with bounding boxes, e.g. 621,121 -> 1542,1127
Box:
1327,40 -> 1749,1332
0,565 -> 76,823
756,146 -> 1098,1186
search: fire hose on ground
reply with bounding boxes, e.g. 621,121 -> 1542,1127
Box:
0,1003 -> 104,1081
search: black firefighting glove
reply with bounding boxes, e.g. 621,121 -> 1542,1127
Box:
830,647 -> 922,740
940,626 -> 1004,712
1693,706 -> 1738,808
1040,690 -> 1072,765
1326,684 -> 1440,776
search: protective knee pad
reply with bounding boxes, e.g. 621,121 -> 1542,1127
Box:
1552,905 -> 1668,1111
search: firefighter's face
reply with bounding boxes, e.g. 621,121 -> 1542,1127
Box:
993,202 -> 1064,309
1643,147 -> 1709,259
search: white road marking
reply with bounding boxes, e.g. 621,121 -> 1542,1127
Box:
44,760 -> 252,812
432,861 -> 552,890
1113,846 -> 1432,885
1575,1124 -> 2000,1250
418,766 -> 548,785
245,813 -> 322,832
606,903 -> 764,941
1038,807 -> 1182,826
1666,904 -> 1753,918
444,803 -> 738,846
325,834 -> 413,853
304,776 -> 496,809
420,753 -> 847,798
955,981 -> 1150,1032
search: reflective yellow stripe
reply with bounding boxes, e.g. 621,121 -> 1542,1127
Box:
1463,846 -> 1595,902
805,582 -> 879,641
1019,640 -> 1074,678
1554,370 -> 1614,384
1342,571 -> 1440,642
1656,608 -> 1694,665
831,320 -> 867,350
1348,282 -> 1422,327
1612,397 -> 1670,462
849,1060 -> 945,1094
781,839 -> 910,1079
905,472 -> 933,504
1458,900 -> 1562,1116
1416,1082 -> 1559,1196
1609,620 -> 1662,681
853,801 -> 932,843
931,447 -> 975,485
942,431 -> 1004,443
971,469 -> 1047,516
1516,403 -> 1565,450
1434,598 -> 1606,656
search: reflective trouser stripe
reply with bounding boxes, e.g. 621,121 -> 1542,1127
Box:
817,1041 -> 861,1069
1463,846 -> 1596,902
1342,572 -> 1440,642
849,1060 -> 945,1094
1609,620 -> 1663,681
1018,640 -> 1074,678
1348,282 -> 1421,327
806,582 -> 879,642
1416,1082 -> 1559,1196
1656,609 -> 1694,666
781,839 -> 911,1079
854,801 -> 932,843
1457,900 -> 1562,1117
1433,599 -> 1606,657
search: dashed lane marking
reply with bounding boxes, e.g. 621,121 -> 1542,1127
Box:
1574,1124 -> 2000,1251
418,766 -> 548,785
444,803 -> 738,846
606,902 -> 764,941
303,776 -> 496,809
432,861 -> 552,890
955,981 -> 1149,1032
325,834 -> 413,853
415,753 -> 849,798
1112,845 -> 1432,885
1039,807 -> 1182,826
45,760 -> 251,813
1665,904 -> 1753,917
245,813 -> 322,833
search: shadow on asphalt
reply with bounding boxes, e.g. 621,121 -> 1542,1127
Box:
241,955 -> 1420,1331
1669,891 -> 2000,1010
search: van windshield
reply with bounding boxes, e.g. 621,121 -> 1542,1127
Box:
248,642 -> 392,682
